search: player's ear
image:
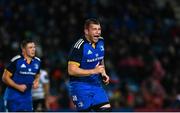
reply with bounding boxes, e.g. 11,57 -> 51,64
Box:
21,48 -> 25,53
84,29 -> 88,35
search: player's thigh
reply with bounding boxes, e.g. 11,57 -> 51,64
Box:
6,100 -> 33,112
92,86 -> 110,106
70,89 -> 92,111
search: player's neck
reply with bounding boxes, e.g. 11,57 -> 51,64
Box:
85,35 -> 93,44
23,53 -> 32,64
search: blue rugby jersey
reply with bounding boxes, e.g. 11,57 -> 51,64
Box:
4,55 -> 41,101
68,36 -> 105,85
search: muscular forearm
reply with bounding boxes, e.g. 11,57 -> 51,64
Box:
68,61 -> 105,77
2,70 -> 27,92
68,66 -> 96,77
101,60 -> 106,74
2,74 -> 20,90
43,83 -> 50,97
33,74 -> 40,89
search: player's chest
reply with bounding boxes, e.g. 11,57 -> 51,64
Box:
16,61 -> 39,75
83,44 -> 104,62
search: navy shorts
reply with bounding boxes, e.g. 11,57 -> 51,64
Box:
69,82 -> 109,111
5,99 -> 33,112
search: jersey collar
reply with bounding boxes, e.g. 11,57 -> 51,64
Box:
20,54 -> 35,64
83,36 -> 97,48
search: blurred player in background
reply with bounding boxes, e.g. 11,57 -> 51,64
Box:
32,68 -> 50,112
2,39 -> 41,112
68,18 -> 111,111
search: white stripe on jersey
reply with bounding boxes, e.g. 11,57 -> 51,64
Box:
35,57 -> 41,61
77,40 -> 84,49
74,39 -> 82,48
99,36 -> 104,39
74,39 -> 83,49
11,55 -> 21,62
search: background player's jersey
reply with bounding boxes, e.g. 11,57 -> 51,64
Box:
32,69 -> 49,100
68,36 -> 105,85
4,55 -> 41,101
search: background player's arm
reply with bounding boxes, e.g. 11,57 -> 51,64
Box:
2,69 -> 27,92
42,70 -> 50,109
68,61 -> 104,77
43,81 -> 50,109
33,73 -> 40,89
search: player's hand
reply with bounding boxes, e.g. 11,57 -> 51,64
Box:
93,62 -> 104,74
94,65 -> 104,74
33,79 -> 39,89
102,74 -> 110,85
18,84 -> 27,92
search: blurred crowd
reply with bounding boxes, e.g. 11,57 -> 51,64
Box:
0,0 -> 180,111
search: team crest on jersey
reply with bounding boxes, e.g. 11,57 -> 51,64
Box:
34,64 -> 39,69
100,46 -> 104,51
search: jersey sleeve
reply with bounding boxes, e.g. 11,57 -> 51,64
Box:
37,68 -> 40,75
6,61 -> 16,73
68,41 -> 84,63
35,57 -> 41,74
6,55 -> 20,73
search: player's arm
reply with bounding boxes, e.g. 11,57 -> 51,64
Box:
68,40 -> 104,77
68,61 -> 104,76
43,81 -> 50,109
43,79 -> 50,109
33,60 -> 41,89
33,73 -> 40,89
2,69 -> 27,92
100,60 -> 107,74
100,60 -> 110,85
42,71 -> 50,109
43,82 -> 50,97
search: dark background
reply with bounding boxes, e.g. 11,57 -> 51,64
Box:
0,0 -> 180,111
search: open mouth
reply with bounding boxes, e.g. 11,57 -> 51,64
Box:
94,35 -> 100,39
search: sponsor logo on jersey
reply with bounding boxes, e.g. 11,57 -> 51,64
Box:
87,56 -> 104,62
87,50 -> 92,55
20,64 -> 26,68
19,71 -> 36,75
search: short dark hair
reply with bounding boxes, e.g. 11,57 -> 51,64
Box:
84,18 -> 100,29
20,39 -> 34,49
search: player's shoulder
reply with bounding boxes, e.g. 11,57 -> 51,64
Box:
34,56 -> 41,62
10,55 -> 22,62
73,38 -> 85,49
